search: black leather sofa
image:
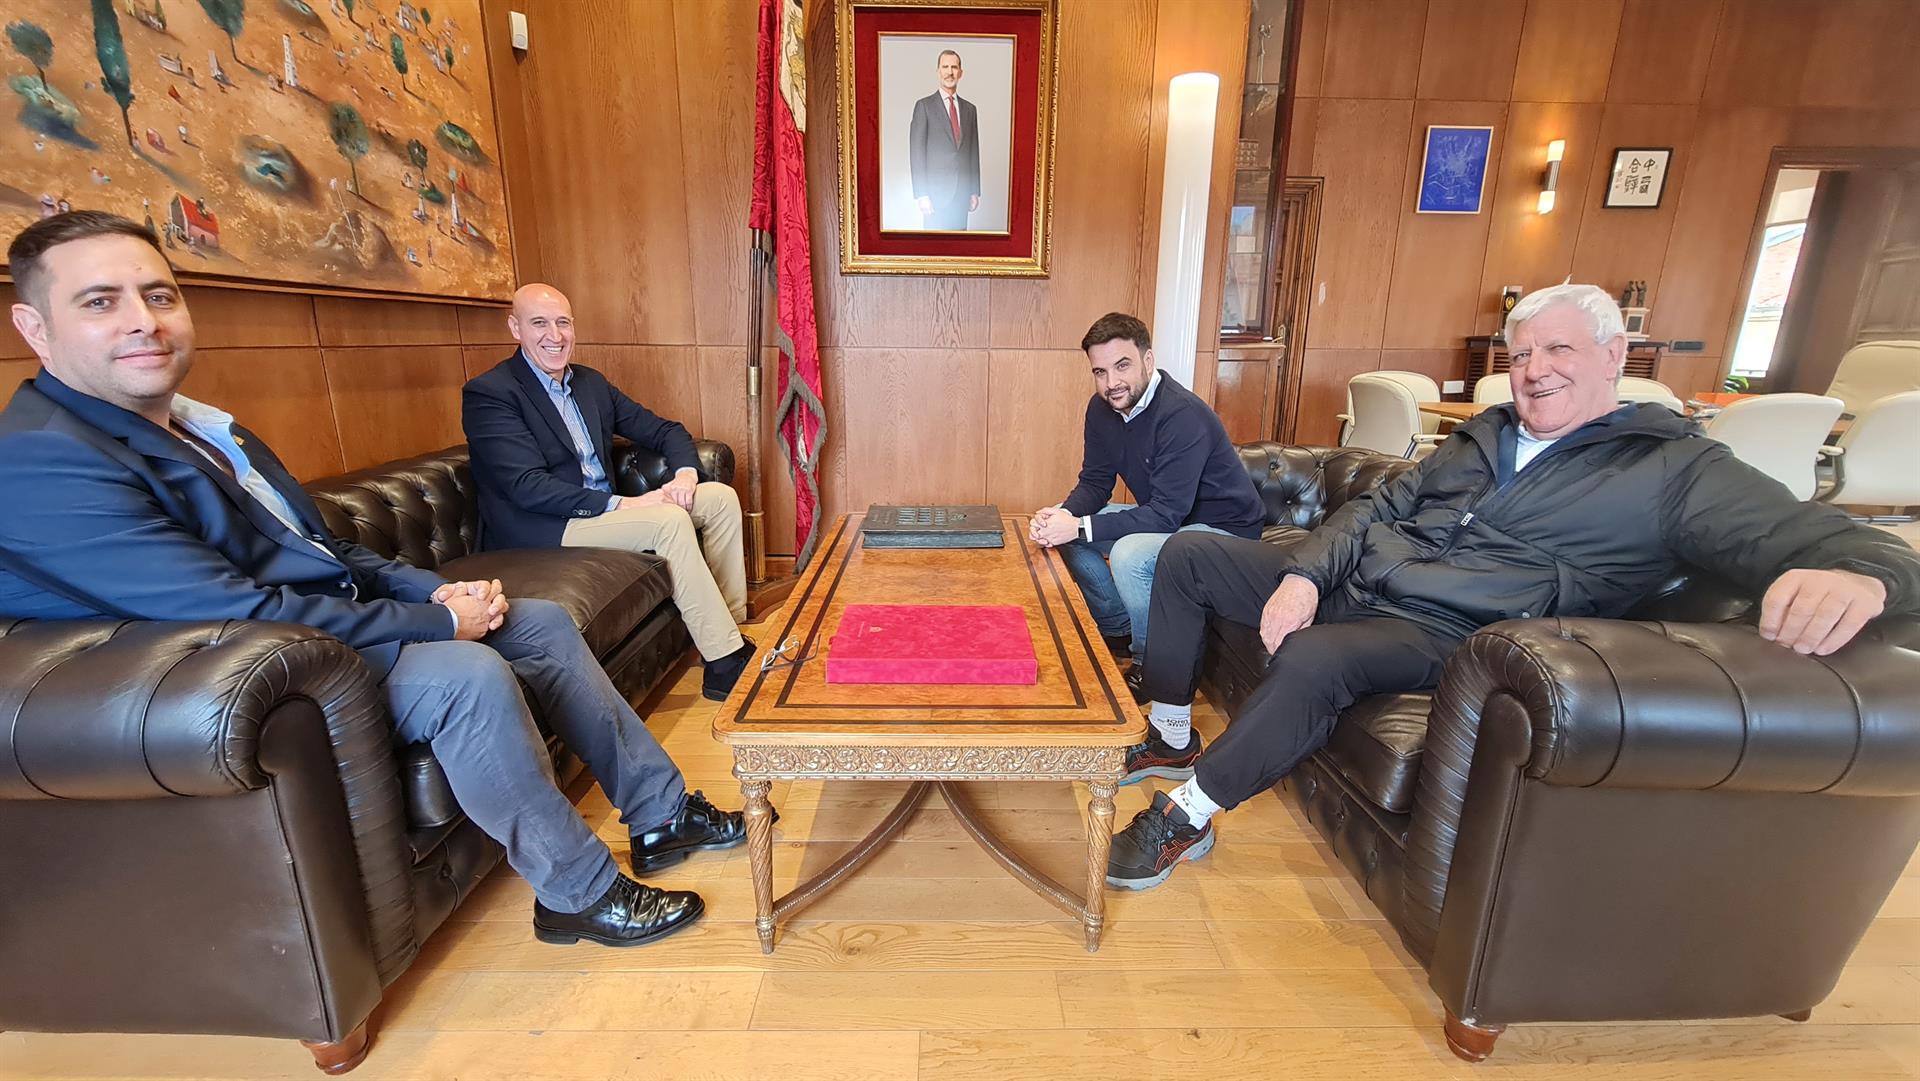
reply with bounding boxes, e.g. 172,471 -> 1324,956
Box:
0,439 -> 732,1073
1199,442 -> 1920,1061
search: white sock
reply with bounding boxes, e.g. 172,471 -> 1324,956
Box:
1147,702 -> 1192,750
1167,776 -> 1222,827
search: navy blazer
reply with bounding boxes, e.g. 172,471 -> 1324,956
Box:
0,372 -> 452,678
462,352 -> 699,550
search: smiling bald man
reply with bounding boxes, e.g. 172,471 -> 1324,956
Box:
461,284 -> 754,702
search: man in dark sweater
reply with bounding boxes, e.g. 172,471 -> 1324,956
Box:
1103,284 -> 1920,891
1029,313 -> 1263,769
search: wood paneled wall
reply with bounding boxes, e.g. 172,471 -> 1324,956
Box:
502,0 -> 1249,556
0,283 -> 510,479
4,1 -> 1249,557
1285,0 -> 1920,445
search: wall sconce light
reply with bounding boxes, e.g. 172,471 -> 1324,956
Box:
1151,71 -> 1219,389
1537,139 -> 1565,214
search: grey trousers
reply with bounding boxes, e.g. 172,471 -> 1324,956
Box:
381,598 -> 687,912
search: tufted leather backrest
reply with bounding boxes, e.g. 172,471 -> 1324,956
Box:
304,441 -> 740,571
1235,442 -> 1418,531
306,449 -> 479,570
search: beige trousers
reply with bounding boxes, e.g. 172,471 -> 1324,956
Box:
562,481 -> 747,661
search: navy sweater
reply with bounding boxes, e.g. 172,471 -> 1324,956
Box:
1059,374 -> 1265,543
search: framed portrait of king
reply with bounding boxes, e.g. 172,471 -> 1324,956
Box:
836,0 -> 1057,276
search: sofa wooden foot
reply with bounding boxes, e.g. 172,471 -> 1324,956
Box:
1443,1010 -> 1505,1062
302,1021 -> 371,1075
1780,1008 -> 1813,1022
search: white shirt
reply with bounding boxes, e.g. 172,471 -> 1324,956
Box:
1073,371 -> 1165,541
1515,427 -> 1560,472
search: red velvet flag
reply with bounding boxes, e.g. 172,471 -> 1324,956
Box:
752,0 -> 829,570
827,605 -> 1039,685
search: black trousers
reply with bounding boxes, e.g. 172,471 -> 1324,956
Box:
1143,532 -> 1462,810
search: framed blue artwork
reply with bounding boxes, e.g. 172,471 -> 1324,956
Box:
1416,125 -> 1494,214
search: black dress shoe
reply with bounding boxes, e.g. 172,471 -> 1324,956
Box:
532,875 -> 704,947
1125,665 -> 1150,705
702,638 -> 757,702
631,789 -> 773,873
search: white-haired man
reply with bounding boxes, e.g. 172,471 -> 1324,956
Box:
1103,283 -> 1920,890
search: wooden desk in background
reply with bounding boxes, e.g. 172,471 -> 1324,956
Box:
713,515 -> 1144,955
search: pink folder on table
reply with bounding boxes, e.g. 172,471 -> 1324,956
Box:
825,604 -> 1038,685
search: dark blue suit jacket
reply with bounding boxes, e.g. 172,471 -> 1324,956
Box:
0,372 -> 453,677
462,353 -> 699,550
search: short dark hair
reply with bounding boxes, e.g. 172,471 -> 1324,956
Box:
1080,312 -> 1151,354
8,210 -> 167,309
937,49 -> 962,66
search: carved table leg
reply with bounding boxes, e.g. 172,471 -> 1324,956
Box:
741,777 -> 777,954
301,1019 -> 372,1075
1082,777 -> 1119,953
1443,1010 -> 1505,1062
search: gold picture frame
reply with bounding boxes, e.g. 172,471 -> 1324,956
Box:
835,0 -> 1057,276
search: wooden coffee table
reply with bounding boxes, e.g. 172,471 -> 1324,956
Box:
713,514 -> 1145,954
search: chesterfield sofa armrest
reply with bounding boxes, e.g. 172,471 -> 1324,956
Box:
1422,618 -> 1920,805
0,617 -> 422,989
0,619 -> 395,801
1399,615 -> 1920,986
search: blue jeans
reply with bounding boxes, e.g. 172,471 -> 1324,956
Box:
1054,503 -> 1233,664
382,598 -> 687,912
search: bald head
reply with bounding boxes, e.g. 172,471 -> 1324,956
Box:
509,283 -> 575,376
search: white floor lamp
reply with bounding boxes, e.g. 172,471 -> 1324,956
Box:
1150,71 -> 1220,389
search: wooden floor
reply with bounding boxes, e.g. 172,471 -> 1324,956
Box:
5,653 -> 1920,1078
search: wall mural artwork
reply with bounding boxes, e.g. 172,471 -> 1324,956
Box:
1,0 -> 512,300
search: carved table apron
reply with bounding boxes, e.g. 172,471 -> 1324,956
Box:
713,516 -> 1144,953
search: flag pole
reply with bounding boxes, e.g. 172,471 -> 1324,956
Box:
744,227 -> 770,586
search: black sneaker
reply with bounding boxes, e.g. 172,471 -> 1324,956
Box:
1121,729 -> 1203,786
702,637 -> 757,702
1106,790 -> 1215,891
1101,633 -> 1134,662
1124,666 -> 1149,705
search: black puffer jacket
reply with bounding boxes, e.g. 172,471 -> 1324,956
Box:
1278,402 -> 1920,641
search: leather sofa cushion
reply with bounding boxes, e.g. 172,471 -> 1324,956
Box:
1323,692 -> 1432,814
437,547 -> 674,659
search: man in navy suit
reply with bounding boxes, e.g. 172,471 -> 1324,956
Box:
908,48 -> 981,231
0,212 -> 752,948
462,284 -> 753,702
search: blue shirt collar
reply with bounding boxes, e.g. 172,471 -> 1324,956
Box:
521,349 -> 572,393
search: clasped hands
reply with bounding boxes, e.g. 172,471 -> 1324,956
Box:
433,578 -> 509,641
616,470 -> 699,513
1028,506 -> 1082,548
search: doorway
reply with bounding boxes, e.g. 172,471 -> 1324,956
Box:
1729,149 -> 1920,394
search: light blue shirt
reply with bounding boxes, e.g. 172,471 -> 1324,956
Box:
171,394 -> 464,633
170,394 -> 344,569
523,352 -> 621,513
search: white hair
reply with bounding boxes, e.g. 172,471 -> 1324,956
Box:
1504,283 -> 1625,344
